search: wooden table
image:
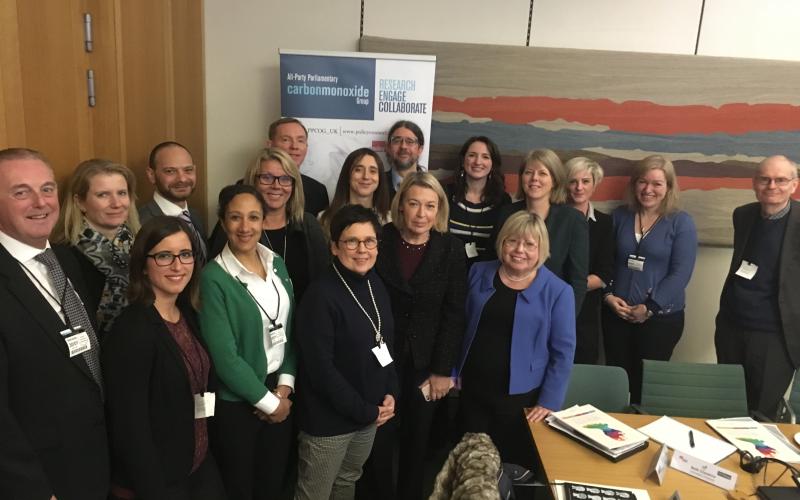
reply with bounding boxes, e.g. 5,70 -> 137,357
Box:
529,413 -> 800,499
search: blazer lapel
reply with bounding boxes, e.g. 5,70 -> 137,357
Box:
377,225 -> 413,294
0,246 -> 96,384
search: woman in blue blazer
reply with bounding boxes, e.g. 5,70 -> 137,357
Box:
457,211 -> 575,468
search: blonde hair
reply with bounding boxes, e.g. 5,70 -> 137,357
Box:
565,156 -> 604,186
625,155 -> 679,214
52,159 -> 140,244
516,149 -> 567,204
495,211 -> 550,270
390,172 -> 449,233
243,148 -> 305,224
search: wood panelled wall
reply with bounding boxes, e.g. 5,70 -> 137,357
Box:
0,0 -> 207,223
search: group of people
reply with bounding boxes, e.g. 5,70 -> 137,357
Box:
0,114 -> 797,500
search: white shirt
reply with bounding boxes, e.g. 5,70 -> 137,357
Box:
215,243 -> 294,414
586,202 -> 597,222
0,231 -> 67,322
153,190 -> 188,216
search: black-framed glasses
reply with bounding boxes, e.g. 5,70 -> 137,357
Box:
256,173 -> 294,186
389,136 -> 419,146
147,250 -> 195,266
339,237 -> 379,250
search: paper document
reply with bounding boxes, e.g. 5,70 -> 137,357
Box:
639,416 -> 736,464
552,404 -> 649,450
707,417 -> 800,463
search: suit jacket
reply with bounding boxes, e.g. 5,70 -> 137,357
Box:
718,200 -> 800,366
0,244 -> 109,500
375,224 -> 466,375
138,198 -> 206,237
103,302 -> 214,499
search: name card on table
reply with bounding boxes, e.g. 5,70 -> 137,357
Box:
669,449 -> 738,490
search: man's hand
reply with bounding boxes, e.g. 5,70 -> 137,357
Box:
376,394 -> 396,427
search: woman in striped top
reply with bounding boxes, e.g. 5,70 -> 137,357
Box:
446,136 -> 510,267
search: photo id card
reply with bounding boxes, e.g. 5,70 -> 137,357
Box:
60,326 -> 91,358
465,242 -> 479,259
372,342 -> 393,367
735,260 -> 758,280
268,323 -> 286,347
627,254 -> 646,272
194,392 -> 216,419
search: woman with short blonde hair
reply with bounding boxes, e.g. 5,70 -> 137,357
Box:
492,148 -> 588,313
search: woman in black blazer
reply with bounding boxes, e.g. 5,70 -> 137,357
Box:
103,216 -> 227,500
565,157 -> 614,364
364,172 -> 466,500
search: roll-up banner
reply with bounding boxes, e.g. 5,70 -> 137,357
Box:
279,49 -> 436,196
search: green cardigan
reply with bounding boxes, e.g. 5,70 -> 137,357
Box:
198,256 -> 296,404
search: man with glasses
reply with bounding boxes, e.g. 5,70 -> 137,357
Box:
140,141 -> 207,264
0,148 -> 109,499
267,117 -> 330,216
715,155 -> 800,419
384,120 -> 426,199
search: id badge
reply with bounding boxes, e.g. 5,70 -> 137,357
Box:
371,342 -> 393,367
268,323 -> 287,347
60,326 -> 91,358
627,254 -> 645,272
194,392 -> 216,419
464,242 -> 479,259
735,260 -> 758,280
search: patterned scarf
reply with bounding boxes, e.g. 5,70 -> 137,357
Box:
76,221 -> 134,333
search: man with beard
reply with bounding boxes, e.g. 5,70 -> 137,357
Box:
267,117 -> 330,216
139,141 -> 207,264
384,120 -> 426,200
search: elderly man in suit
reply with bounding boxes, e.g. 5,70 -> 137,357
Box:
716,155 -> 800,419
139,141 -> 207,263
0,148 -> 109,500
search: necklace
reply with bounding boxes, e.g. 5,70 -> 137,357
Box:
332,264 -> 383,345
500,266 -> 536,283
263,228 -> 288,264
399,238 -> 428,252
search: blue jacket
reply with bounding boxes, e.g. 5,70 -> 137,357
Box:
609,207 -> 698,314
457,260 -> 576,410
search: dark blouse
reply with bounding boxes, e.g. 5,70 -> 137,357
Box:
164,315 -> 209,472
461,272 -> 517,393
396,238 -> 428,282
264,226 -> 310,300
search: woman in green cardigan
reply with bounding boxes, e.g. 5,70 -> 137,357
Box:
199,184 -> 296,500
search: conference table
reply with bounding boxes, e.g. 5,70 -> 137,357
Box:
529,413 -> 800,499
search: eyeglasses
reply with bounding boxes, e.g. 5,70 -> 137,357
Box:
389,136 -> 419,147
339,237 -> 379,250
257,173 -> 294,186
503,237 -> 539,251
756,176 -> 796,187
147,250 -> 195,266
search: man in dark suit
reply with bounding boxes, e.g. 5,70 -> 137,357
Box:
139,141 -> 207,262
267,117 -> 330,215
716,155 -> 800,419
384,120 -> 425,200
0,148 -> 109,500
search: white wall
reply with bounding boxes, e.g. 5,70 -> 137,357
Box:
204,0 -> 800,363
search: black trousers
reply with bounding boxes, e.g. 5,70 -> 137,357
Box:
357,361 -> 439,500
575,290 -> 602,364
458,387 -> 540,469
211,398 -> 293,500
714,313 -> 795,420
110,454 -> 228,500
602,307 -> 684,404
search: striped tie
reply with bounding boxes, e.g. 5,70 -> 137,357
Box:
180,210 -> 207,265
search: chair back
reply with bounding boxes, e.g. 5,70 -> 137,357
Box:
639,360 -> 748,418
563,364 -> 630,413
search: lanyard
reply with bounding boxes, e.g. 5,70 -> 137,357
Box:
17,260 -> 73,328
263,228 -> 288,265
332,264 -> 382,345
634,213 -> 661,257
221,254 -> 282,326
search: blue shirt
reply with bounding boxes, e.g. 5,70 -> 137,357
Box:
608,207 -> 698,314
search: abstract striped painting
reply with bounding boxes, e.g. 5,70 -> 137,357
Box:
360,36 -> 800,245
